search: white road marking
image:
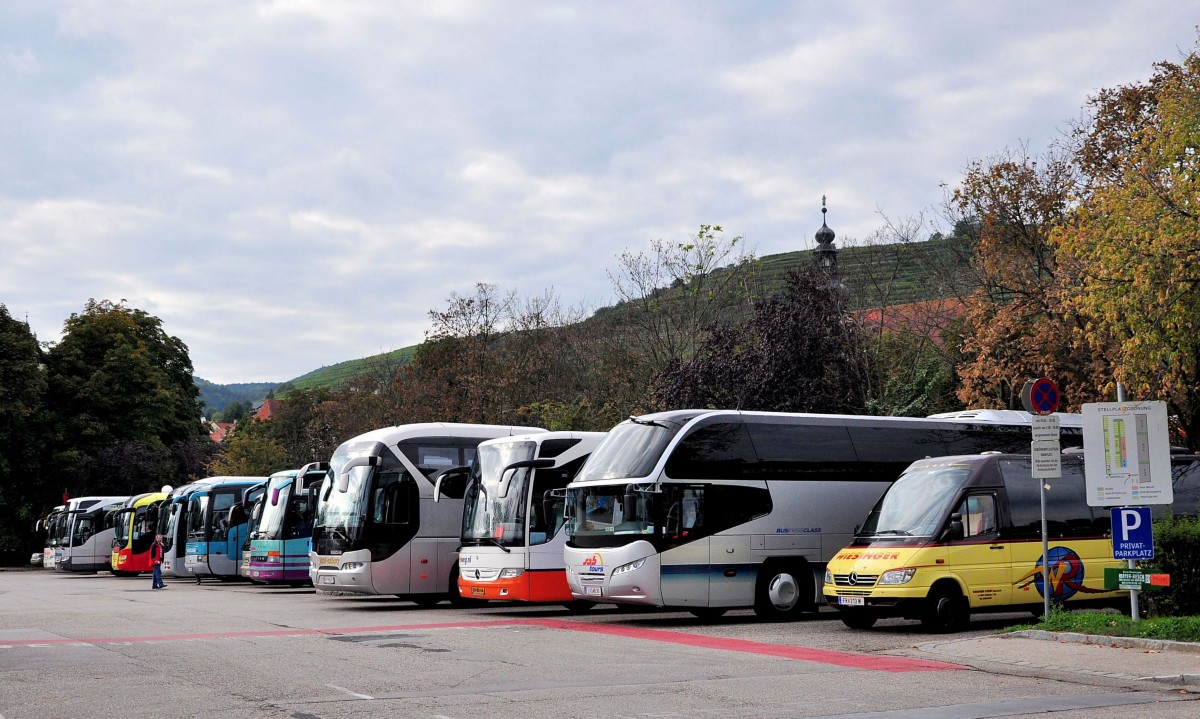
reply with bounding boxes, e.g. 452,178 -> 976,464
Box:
325,684 -> 374,700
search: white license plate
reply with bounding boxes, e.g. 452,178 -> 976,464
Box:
584,586 -> 602,596
838,596 -> 865,606
320,575 -> 335,585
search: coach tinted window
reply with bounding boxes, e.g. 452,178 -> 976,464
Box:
746,423 -> 857,480
665,423 -> 755,480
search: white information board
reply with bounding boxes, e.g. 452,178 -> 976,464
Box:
1031,440 -> 1062,479
1082,401 -> 1173,506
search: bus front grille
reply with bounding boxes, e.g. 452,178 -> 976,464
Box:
832,573 -> 879,587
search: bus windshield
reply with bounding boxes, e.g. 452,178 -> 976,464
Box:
568,479 -> 773,550
462,441 -> 536,548
157,502 -> 180,551
314,453 -> 375,545
574,419 -> 686,482
51,513 -> 73,544
857,466 -> 970,538
113,509 -> 134,544
257,479 -> 293,540
186,495 -> 210,539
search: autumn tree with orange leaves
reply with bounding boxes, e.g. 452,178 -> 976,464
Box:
1054,48 -> 1200,448
949,149 -> 1111,411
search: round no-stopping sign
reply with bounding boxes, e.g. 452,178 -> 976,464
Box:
1022,377 -> 1060,416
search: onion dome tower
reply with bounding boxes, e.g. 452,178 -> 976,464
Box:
812,196 -> 848,303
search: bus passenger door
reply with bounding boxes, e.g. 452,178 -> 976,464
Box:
660,490 -> 709,607
946,493 -> 1010,608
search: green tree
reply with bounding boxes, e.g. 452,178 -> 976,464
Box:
222,399 -> 252,423
207,421 -> 288,476
606,225 -> 758,387
652,268 -> 868,413
1055,46 -> 1200,448
258,387 -> 340,466
45,300 -> 205,495
0,305 -> 49,549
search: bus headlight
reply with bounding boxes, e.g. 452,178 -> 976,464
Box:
499,568 -> 525,579
342,562 -> 364,571
823,569 -> 833,585
878,568 -> 916,585
611,558 -> 646,576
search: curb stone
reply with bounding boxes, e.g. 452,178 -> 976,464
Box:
912,632 -> 1200,690
1008,629 -> 1200,654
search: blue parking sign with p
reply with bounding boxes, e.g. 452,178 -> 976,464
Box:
1111,507 -> 1154,560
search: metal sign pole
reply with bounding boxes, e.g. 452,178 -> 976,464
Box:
1040,482 -> 1051,619
1024,379 -> 1061,622
1114,384 -> 1140,623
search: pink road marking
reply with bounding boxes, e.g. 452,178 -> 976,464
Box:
518,618 -> 962,672
1,617 -> 961,672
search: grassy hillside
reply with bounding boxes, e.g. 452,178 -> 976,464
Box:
279,346 -> 419,392
747,235 -> 965,309
201,238 -> 969,397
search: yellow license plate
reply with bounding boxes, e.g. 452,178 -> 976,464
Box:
470,587 -> 485,596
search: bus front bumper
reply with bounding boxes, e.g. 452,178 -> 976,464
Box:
313,555 -> 373,594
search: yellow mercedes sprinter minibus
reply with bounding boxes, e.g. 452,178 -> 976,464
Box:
823,453 -> 1198,632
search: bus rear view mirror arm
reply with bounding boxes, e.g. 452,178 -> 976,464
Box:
433,465 -> 471,503
337,456 -> 380,494
499,459 -> 554,499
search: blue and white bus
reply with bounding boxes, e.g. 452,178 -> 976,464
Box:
157,480 -> 219,578
184,477 -> 266,580
245,464 -> 326,584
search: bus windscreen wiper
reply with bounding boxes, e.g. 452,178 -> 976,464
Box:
472,536 -> 511,553
628,415 -> 667,428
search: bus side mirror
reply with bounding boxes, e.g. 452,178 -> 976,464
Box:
337,456 -> 380,493
498,459 -> 555,500
228,504 -> 246,527
622,488 -> 637,520
433,466 -> 470,503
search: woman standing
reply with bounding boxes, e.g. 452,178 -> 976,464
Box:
150,535 -> 166,589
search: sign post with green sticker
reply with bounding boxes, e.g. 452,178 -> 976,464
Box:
1103,568 -> 1169,591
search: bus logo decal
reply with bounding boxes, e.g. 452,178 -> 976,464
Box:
1014,546 -> 1108,600
582,553 -> 604,572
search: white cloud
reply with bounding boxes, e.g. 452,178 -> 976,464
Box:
2,0 -> 1196,382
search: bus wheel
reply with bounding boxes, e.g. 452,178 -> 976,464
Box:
839,611 -> 877,629
921,584 -> 969,632
753,562 -> 810,621
689,607 -> 728,620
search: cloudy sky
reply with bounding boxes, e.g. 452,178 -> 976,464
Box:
2,2 -> 1196,384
